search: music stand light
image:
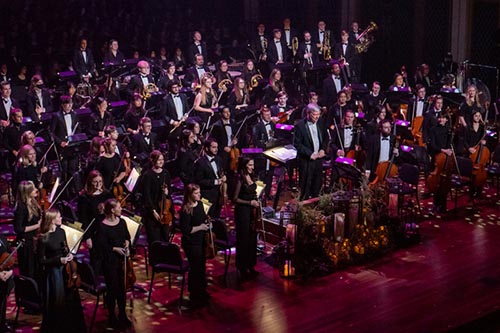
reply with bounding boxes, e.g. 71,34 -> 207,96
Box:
121,214 -> 142,246
60,224 -> 84,255
125,168 -> 141,193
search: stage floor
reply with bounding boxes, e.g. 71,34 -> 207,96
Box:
6,184 -> 500,333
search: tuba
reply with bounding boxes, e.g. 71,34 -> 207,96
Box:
355,21 -> 378,54
142,83 -> 158,100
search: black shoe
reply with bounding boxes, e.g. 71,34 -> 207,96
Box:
119,315 -> 132,327
107,316 -> 118,329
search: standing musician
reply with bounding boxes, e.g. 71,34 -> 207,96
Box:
50,95 -> 80,190
422,95 -> 444,145
140,150 -> 174,246
322,60 -> 345,108
160,81 -> 189,154
233,156 -> 260,280
262,68 -> 285,107
251,23 -> 270,76
127,60 -> 156,98
124,93 -> 146,135
13,180 -> 41,279
193,73 -> 217,125
194,138 -> 227,218
325,90 -> 349,130
227,77 -> 250,114
3,108 -> 25,169
465,110 -> 487,198
252,106 -> 276,199
0,234 -> 14,333
178,129 -> 198,187
427,112 -> 453,213
185,54 -> 211,88
88,97 -> 114,138
266,29 -> 290,69
366,105 -> 389,137
187,31 -> 209,66
26,75 -> 53,122
281,18 -> 298,51
0,81 -> 20,128
95,138 -> 127,192
14,144 -> 48,192
212,106 -> 238,166
459,84 -> 484,128
77,170 -> 113,277
312,20 -> 333,60
130,117 -> 157,167
293,103 -> 327,200
297,31 -> 319,73
97,199 -> 132,328
73,38 -> 97,82
365,119 -> 398,182
186,119 -> 204,155
333,30 -> 358,83
38,209 -> 86,333
179,184 -> 211,308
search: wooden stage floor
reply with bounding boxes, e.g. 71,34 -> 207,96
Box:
7,189 -> 500,333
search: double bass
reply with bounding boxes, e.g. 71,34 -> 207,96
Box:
426,129 -> 457,194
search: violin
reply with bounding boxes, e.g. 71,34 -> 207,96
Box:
229,114 -> 251,172
276,106 -> 298,124
0,240 -> 25,271
160,184 -> 173,226
112,182 -> 126,204
62,241 -> 81,289
124,244 -> 136,290
204,217 -> 216,259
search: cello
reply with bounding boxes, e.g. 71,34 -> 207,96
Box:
469,110 -> 490,188
229,114 -> 251,172
346,124 -> 367,170
426,128 -> 457,194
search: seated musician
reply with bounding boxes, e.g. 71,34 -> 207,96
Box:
364,81 -> 385,121
389,73 -> 410,92
427,112 -> 452,213
301,92 -> 320,118
103,39 -> 125,64
422,95 -> 444,145
325,90 -> 348,130
270,91 -> 295,124
365,119 -> 398,182
262,68 -> 285,107
88,97 -> 114,138
459,84 -> 484,128
127,60 -> 157,98
227,77 -> 250,115
465,110 -> 486,198
185,54 -> 211,88
365,105 -> 389,137
331,110 -> 364,159
178,129 -> 198,186
193,73 -> 217,125
124,94 -> 146,135
95,138 -> 127,191
130,117 -> 157,167
407,84 -> 428,123
157,62 -> 181,92
104,125 -> 128,158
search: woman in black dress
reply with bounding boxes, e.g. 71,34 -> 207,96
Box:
177,129 -> 197,186
88,97 -> 114,138
193,73 -> 217,125
459,84 -> 484,128
14,144 -> 48,190
38,209 -> 86,333
232,156 -> 260,279
13,180 -> 41,279
124,94 -> 145,135
262,68 -> 284,107
95,137 -> 126,191
77,170 -> 114,276
180,184 -> 211,308
141,150 -> 174,246
98,199 -> 132,328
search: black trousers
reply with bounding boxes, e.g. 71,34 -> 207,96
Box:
183,244 -> 207,301
298,158 -> 323,200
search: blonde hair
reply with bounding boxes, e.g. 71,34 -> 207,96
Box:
17,145 -> 37,167
16,180 -> 40,220
182,183 -> 200,215
199,73 -> 215,106
465,84 -> 481,107
40,209 -> 60,235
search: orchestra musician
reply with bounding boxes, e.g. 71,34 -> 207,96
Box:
26,75 -> 54,122
281,18 -> 298,51
88,97 -> 114,138
73,37 -> 97,82
348,21 -> 361,46
212,106 -> 238,166
0,234 -> 14,333
227,77 -> 250,114
333,30 -> 358,82
322,60 -> 345,108
193,73 -> 217,125
422,95 -> 444,145
187,31 -> 209,66
179,184 -> 211,308
330,109 -> 364,159
325,90 -> 349,130
104,125 -> 128,158
127,60 -> 156,97
214,60 -> 232,83
364,81 -> 386,121
0,81 -> 20,129
186,119 -> 204,155
178,129 -> 198,186
232,156 -> 260,280
459,84 -> 484,128
251,23 -> 270,76
38,208 -> 86,333
414,63 -> 435,91
157,62 -> 181,92
77,170 -> 113,276
389,73 -> 410,92
312,20 -> 333,59
366,105 -> 389,137
103,39 -> 125,64
14,144 -> 48,193
3,108 -> 25,169
270,91 -> 295,125
293,103 -> 327,200
185,54 -> 211,87
252,106 -> 276,199
194,138 -> 226,218
124,93 -> 146,135
172,47 -> 187,74
464,110 -> 487,198
13,180 -> 41,279
266,29 -> 290,69
262,68 -> 285,107
140,150 -> 174,246
97,199 -> 133,328
407,84 -> 428,122
65,81 -> 85,110
365,119 -> 398,182
95,137 -> 127,191
297,31 -> 319,71
130,117 -> 157,166
160,81 -> 189,153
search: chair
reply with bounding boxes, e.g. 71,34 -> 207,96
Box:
78,261 -> 107,333
450,156 -> 473,210
211,218 -> 237,284
147,241 -> 189,309
389,163 -> 422,215
487,145 -> 500,195
134,232 -> 149,277
13,275 -> 42,327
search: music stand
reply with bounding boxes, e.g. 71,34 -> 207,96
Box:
331,160 -> 363,188
125,168 -> 141,193
263,144 -> 297,210
121,212 -> 146,293
60,224 -> 84,255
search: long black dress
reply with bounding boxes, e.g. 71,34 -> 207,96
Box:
234,178 -> 258,273
13,202 -> 39,279
38,227 -> 86,333
95,154 -> 125,190
180,202 -> 208,305
98,219 -> 131,321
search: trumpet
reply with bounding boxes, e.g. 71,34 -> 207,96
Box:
323,30 -> 332,61
259,37 -> 268,62
142,83 -> 158,100
292,37 -> 299,57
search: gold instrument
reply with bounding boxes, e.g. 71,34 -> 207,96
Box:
249,73 -> 263,92
292,37 -> 299,57
259,38 -> 268,61
218,78 -> 232,92
354,21 -> 378,54
323,30 -> 331,61
142,83 -> 158,99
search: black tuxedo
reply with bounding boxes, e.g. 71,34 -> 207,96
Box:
293,119 -> 328,199
251,33 -> 270,61
194,154 -> 223,217
322,74 -> 345,107
0,97 -> 20,121
50,110 -> 79,145
297,41 -> 319,67
281,28 -> 299,49
422,108 -> 441,144
187,42 -> 209,66
348,30 -> 361,45
333,42 -> 356,61
365,134 -> 397,180
159,93 -> 189,125
3,123 -> 25,165
212,120 -> 238,152
185,65 -> 211,86
73,48 -> 96,77
131,131 -> 157,165
330,125 -> 365,154
127,74 -> 155,97
407,98 -> 430,122
266,39 -> 290,66
252,120 -> 276,149
364,93 -> 386,121
26,90 -> 53,121
311,29 -> 334,55
88,111 -> 114,138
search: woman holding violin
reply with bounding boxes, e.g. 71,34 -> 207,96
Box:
465,110 -> 489,198
94,137 -> 127,192
232,156 -> 260,280
180,184 -> 211,308
13,180 -> 41,279
141,150 -> 174,246
38,208 -> 86,333
97,199 -> 133,328
77,170 -> 113,276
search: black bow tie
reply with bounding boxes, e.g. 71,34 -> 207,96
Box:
264,122 -> 271,126
173,94 -> 180,98
196,66 -> 204,70
342,43 -> 348,45
224,123 -> 231,127
381,137 -> 389,141
418,99 -> 425,102
344,126 -> 352,130
320,31 -> 325,34
209,157 -> 216,163
435,110 -> 441,113
284,29 -> 290,31
334,76 -> 340,80
144,134 -> 150,139
305,42 -> 311,45
2,98 -> 8,103
275,40 -> 280,44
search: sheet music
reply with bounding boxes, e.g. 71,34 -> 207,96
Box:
263,144 -> 297,163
